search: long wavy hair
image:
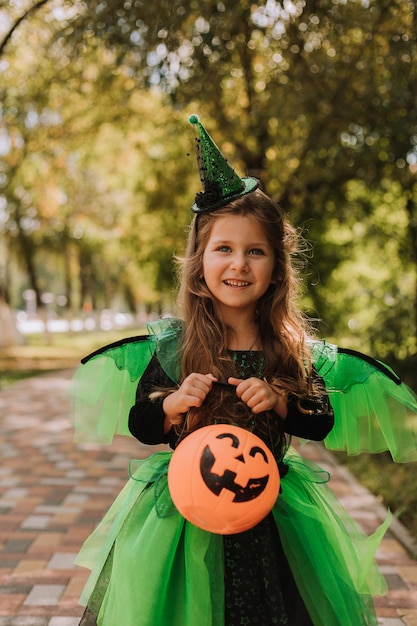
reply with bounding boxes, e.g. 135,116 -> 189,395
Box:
171,189 -> 316,443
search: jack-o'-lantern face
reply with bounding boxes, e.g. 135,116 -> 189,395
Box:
167,424 -> 280,534
200,431 -> 270,502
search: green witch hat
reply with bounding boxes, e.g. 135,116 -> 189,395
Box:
189,114 -> 259,213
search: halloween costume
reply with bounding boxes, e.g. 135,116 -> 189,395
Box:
71,116 -> 417,625
70,317 -> 417,626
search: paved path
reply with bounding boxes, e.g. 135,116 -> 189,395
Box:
1,370 -> 417,625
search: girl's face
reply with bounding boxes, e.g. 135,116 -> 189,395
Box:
202,214 -> 275,320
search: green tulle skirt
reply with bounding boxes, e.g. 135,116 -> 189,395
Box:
75,447 -> 389,626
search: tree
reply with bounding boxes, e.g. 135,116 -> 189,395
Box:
0,10 -> 195,323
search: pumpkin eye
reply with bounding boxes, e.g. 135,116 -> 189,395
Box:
216,433 -> 239,448
250,446 -> 269,463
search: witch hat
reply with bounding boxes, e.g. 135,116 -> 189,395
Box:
189,114 -> 259,213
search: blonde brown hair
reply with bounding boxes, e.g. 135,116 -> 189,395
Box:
173,189 -> 314,437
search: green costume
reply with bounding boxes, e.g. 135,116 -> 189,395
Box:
69,318 -> 417,625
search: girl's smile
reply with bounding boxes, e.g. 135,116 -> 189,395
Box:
202,214 -> 275,319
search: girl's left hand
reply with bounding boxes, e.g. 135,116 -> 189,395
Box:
228,377 -> 288,419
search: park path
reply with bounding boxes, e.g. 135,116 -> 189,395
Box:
1,370 -> 417,625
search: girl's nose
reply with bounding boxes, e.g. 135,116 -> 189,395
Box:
231,253 -> 249,271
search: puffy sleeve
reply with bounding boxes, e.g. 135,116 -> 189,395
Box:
69,317 -> 183,445
310,339 -> 417,462
69,335 -> 156,444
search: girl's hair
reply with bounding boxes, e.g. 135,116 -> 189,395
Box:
173,189 -> 314,437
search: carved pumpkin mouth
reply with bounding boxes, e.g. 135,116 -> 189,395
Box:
200,434 -> 269,502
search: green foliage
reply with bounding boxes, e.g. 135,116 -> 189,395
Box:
306,179 -> 416,358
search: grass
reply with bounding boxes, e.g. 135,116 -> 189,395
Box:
17,326 -> 146,352
0,326 -> 146,382
0,369 -> 50,390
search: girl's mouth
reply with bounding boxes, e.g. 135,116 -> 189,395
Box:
223,280 -> 251,287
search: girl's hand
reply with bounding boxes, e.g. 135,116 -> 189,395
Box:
163,373 -> 217,431
228,377 -> 288,419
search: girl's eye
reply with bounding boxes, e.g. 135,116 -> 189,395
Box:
217,245 -> 231,252
249,248 -> 265,256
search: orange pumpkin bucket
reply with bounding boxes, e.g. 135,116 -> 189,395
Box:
167,424 -> 280,534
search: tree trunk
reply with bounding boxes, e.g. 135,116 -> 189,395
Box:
14,206 -> 42,307
406,196 -> 417,351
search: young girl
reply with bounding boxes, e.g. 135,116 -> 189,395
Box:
72,115 -> 415,625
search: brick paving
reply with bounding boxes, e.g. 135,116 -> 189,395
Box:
0,370 -> 417,625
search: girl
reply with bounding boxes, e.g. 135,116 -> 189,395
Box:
72,115 -> 404,625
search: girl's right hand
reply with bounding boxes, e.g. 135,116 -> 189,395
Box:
162,373 -> 217,430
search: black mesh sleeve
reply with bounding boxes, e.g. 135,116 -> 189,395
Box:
128,355 -> 177,446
